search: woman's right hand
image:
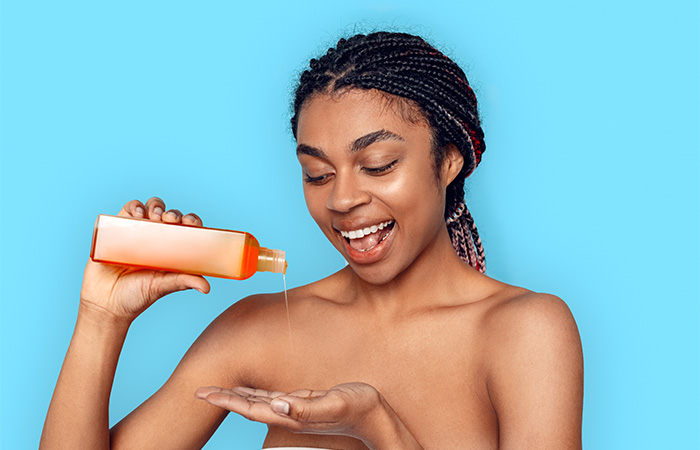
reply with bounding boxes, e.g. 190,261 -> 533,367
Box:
79,197 -> 211,324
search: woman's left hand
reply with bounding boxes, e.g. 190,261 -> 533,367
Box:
195,382 -> 423,449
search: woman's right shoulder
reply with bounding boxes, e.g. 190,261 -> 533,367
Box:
198,291 -> 286,346
192,271 -> 347,375
214,269 -> 347,327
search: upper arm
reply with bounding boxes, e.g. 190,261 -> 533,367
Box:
109,298 -> 262,449
486,294 -> 583,450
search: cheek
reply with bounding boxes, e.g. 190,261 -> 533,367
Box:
375,166 -> 443,213
302,185 -> 330,227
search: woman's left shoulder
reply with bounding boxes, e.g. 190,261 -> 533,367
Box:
481,288 -> 583,377
478,288 -> 584,446
483,288 -> 581,344
487,290 -> 578,331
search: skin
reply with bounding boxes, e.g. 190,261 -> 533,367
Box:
40,89 -> 583,450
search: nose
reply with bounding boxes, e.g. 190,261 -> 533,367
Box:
326,171 -> 371,213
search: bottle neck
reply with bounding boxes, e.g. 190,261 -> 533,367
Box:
256,247 -> 287,274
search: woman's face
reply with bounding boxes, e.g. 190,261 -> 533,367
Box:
296,89 -> 462,285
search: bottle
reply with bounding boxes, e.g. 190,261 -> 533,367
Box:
90,214 -> 286,280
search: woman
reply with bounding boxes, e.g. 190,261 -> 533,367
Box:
40,32 -> 583,449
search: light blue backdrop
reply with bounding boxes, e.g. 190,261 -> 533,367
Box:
1,1 -> 698,448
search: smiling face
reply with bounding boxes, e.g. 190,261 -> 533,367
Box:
296,89 -> 463,285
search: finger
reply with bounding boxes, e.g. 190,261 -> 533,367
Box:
197,389 -> 310,431
162,209 -> 183,223
195,386 -> 273,399
196,386 -> 283,401
232,386 -> 289,399
182,213 -> 203,227
144,197 -> 166,221
287,389 -> 327,399
152,272 -> 210,296
203,390 -> 279,416
118,200 -> 146,218
181,273 -> 210,295
278,391 -> 347,424
189,274 -> 211,294
195,386 -> 232,399
196,386 -> 265,410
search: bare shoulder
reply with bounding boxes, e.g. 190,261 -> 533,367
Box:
200,267 -> 347,339
480,289 -> 584,448
484,291 -> 580,341
205,267 -> 342,327
190,270 -> 347,385
214,268 -> 346,327
481,290 -> 582,376
198,288 -> 295,349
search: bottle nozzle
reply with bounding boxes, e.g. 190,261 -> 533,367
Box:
257,248 -> 287,274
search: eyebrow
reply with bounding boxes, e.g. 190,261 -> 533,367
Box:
296,129 -> 405,160
350,129 -> 405,153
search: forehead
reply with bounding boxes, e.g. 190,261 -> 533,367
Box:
296,89 -> 432,149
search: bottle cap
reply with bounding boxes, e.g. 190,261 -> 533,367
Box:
257,248 -> 287,274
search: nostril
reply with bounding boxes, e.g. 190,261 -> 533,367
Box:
327,184 -> 371,213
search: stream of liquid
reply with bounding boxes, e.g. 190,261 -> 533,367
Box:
283,274 -> 294,354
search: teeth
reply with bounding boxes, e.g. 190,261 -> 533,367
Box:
339,220 -> 394,239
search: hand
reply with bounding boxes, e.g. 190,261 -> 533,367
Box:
195,382 -> 410,447
80,197 -> 211,323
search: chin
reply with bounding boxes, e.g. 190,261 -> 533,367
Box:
345,258 -> 408,286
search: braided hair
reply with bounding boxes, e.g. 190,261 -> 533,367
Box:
291,32 -> 486,273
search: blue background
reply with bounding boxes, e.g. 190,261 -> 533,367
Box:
1,1 -> 698,448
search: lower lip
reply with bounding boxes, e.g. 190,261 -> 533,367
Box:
341,225 -> 395,265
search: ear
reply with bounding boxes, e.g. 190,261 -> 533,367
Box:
441,144 -> 464,187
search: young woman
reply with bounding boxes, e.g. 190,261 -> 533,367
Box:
40,32 -> 583,449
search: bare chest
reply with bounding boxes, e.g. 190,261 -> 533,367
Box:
252,312 -> 498,449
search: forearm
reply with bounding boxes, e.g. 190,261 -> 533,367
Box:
40,303 -> 131,450
361,396 -> 424,450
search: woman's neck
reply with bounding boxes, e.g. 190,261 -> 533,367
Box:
346,226 -> 482,316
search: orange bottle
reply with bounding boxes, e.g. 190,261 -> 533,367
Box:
90,214 -> 286,280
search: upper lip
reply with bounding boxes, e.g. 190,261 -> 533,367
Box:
333,218 -> 394,234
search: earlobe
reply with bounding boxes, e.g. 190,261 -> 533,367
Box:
442,144 -> 464,186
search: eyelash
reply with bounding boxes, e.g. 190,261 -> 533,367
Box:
303,160 -> 399,185
304,174 -> 329,184
363,160 -> 398,175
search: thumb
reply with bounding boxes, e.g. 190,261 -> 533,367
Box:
149,272 -> 211,298
271,392 -> 345,423
270,398 -> 291,415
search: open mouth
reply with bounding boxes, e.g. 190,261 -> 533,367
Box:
338,220 -> 395,253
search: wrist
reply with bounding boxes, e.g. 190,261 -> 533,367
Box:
78,300 -> 133,332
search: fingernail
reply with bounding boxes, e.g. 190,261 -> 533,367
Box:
153,206 -> 164,217
135,206 -> 145,217
270,399 -> 290,415
194,387 -> 208,399
194,287 -> 206,294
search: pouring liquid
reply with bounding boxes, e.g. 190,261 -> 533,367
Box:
283,274 -> 294,354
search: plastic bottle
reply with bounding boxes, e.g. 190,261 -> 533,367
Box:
90,214 -> 286,280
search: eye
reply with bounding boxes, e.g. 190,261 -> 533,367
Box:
303,173 -> 332,185
363,160 -> 398,175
